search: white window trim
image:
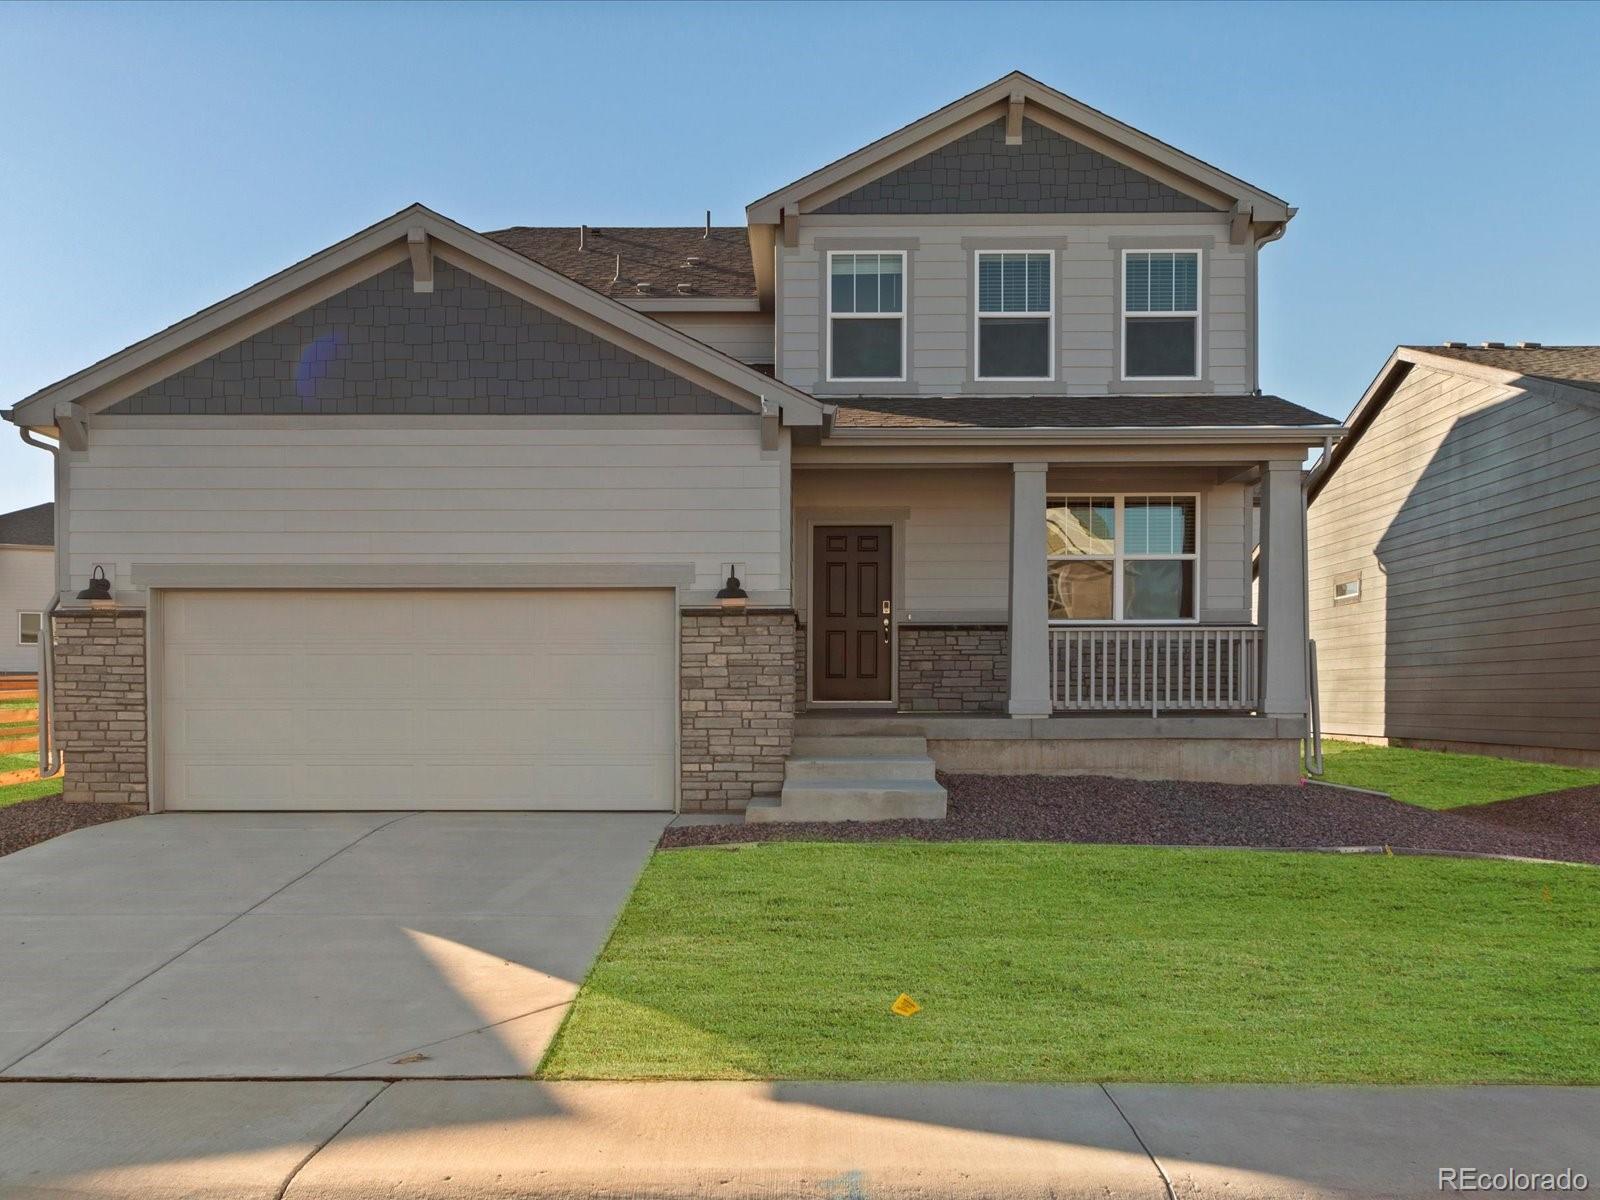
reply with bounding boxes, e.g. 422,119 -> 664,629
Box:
826,249 -> 907,384
1047,493 -> 1201,624
18,611 -> 42,646
973,249 -> 1055,383
1119,248 -> 1202,383
1333,577 -> 1362,603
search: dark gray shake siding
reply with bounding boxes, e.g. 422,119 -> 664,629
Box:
815,119 -> 1217,216
108,261 -> 745,416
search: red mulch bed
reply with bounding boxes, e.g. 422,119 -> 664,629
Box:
0,794 -> 137,857
662,774 -> 1599,866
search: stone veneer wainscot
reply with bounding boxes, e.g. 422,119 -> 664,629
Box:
896,625 -> 1009,713
51,610 -> 148,806
679,609 -> 796,812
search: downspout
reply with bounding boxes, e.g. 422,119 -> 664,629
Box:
17,427 -> 64,779
1301,438 -> 1331,777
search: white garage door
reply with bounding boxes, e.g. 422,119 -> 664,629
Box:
157,589 -> 676,811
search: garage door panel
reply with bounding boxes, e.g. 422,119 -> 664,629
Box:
159,590 -> 676,811
420,653 -> 538,701
544,648 -> 674,699
165,651 -> 297,698
431,707 -> 544,752
163,704 -> 298,754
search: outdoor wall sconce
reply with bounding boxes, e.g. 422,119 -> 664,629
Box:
715,564 -> 748,610
76,565 -> 116,609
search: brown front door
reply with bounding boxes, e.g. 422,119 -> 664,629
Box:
812,525 -> 893,703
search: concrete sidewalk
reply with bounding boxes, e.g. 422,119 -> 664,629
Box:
2,1080 -> 1595,1199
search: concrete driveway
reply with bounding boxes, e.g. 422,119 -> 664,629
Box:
0,810 -> 668,1079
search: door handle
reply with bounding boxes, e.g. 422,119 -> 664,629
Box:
881,600 -> 891,644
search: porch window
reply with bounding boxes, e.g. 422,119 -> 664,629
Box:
828,251 -> 904,381
1122,250 -> 1200,380
976,251 -> 1053,379
1047,495 -> 1197,621
18,611 -> 41,646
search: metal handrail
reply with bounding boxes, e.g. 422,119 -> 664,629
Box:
1048,625 -> 1262,714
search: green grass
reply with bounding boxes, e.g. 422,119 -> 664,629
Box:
0,775 -> 62,809
1316,739 -> 1600,809
0,697 -> 37,711
542,842 -> 1600,1084
0,752 -> 38,773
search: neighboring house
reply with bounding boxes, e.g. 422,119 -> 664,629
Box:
1307,343 -> 1600,767
0,503 -> 54,675
2,72 -> 1339,815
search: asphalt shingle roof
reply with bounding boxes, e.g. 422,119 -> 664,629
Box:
830,394 -> 1338,430
0,503 -> 53,546
1410,345 -> 1600,396
482,226 -> 756,300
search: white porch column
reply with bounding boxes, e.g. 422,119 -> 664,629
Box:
1007,461 -> 1052,718
1259,459 -> 1308,720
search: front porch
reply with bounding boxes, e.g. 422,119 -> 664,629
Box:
790,457 -> 1309,723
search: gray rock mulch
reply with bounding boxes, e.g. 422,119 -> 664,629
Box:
0,794 -> 136,857
660,774 -> 1599,865
1455,786 -> 1600,860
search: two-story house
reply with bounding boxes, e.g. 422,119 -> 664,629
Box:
4,73 -> 1341,819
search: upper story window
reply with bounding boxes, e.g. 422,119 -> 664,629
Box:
1122,250 -> 1200,381
1047,495 -> 1198,622
976,251 -> 1053,380
828,251 -> 904,381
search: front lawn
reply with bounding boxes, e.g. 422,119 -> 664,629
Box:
0,776 -> 64,809
1316,739 -> 1600,809
542,842 -> 1600,1084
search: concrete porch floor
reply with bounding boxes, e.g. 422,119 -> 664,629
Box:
793,712 -> 1306,785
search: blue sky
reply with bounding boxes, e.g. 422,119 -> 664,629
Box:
3,0 -> 1598,511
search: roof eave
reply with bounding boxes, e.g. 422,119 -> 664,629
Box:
827,423 -> 1345,445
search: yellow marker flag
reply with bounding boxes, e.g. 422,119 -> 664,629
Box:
890,993 -> 921,1017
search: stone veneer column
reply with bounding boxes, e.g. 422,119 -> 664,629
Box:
52,609 -> 148,806
679,609 -> 796,812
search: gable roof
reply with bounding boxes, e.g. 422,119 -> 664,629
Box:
747,71 -> 1291,225
1406,344 -> 1600,396
4,205 -> 823,432
1307,344 -> 1600,504
484,225 -> 757,303
0,503 -> 53,547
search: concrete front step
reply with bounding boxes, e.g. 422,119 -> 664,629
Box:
789,735 -> 930,758
748,779 -> 948,823
784,756 -> 938,784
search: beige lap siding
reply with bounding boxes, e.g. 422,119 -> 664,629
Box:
52,611 -> 147,806
897,626 -> 1008,713
679,610 -> 796,812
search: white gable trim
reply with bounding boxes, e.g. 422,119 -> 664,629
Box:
5,204 -> 824,430
746,72 -> 1292,226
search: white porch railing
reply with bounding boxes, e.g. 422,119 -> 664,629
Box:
1048,626 -> 1262,714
